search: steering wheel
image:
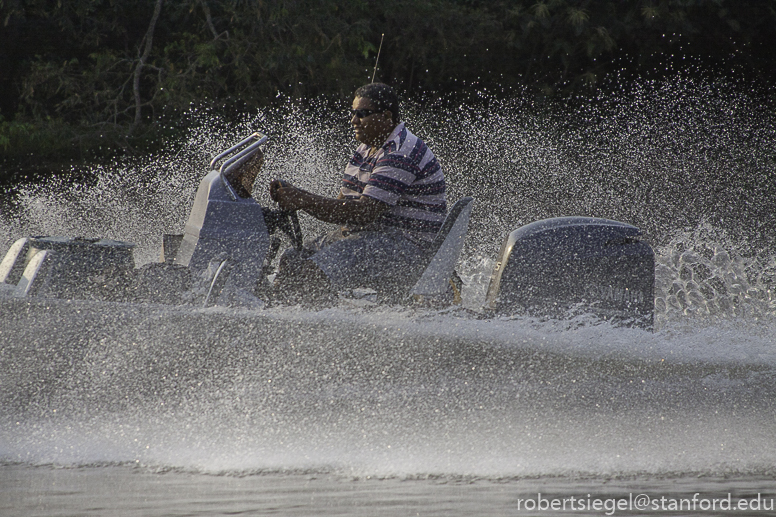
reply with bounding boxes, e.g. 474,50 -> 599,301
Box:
262,207 -> 303,251
266,179 -> 303,250
284,210 -> 304,251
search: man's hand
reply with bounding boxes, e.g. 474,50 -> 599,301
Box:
269,179 -> 303,211
269,179 -> 291,202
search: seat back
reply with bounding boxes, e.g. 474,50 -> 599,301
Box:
408,197 -> 474,298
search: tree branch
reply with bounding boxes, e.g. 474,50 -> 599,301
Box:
200,0 -> 228,40
131,0 -> 164,132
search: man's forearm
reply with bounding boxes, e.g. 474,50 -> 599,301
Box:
293,189 -> 387,226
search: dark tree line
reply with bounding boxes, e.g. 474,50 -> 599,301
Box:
1,0 -> 774,181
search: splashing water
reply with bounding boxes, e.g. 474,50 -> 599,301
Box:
2,76 -> 776,505
654,222 -> 776,325
2,76 -> 774,322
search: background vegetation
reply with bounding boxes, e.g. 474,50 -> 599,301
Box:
1,0 -> 775,184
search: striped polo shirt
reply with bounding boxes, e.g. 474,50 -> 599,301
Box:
341,122 -> 447,246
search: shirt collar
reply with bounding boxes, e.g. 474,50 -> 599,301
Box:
385,122 -> 404,142
378,122 -> 404,154
357,122 -> 405,158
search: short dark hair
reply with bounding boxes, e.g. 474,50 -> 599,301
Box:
354,83 -> 400,123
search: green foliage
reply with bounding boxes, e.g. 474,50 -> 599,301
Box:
0,115 -> 34,152
0,0 -> 774,173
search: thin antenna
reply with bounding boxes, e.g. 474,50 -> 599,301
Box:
371,34 -> 384,83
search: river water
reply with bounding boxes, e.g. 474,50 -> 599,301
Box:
1,77 -> 775,516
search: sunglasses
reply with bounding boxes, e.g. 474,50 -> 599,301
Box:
350,108 -> 382,119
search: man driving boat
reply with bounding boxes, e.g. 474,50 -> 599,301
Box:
267,82 -> 447,300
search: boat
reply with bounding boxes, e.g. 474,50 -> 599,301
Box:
0,133 -> 655,327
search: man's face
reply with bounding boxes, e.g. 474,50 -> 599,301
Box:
351,96 -> 394,146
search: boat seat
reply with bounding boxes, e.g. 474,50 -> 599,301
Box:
407,196 -> 474,300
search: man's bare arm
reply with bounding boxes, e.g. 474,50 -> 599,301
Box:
270,180 -> 389,226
